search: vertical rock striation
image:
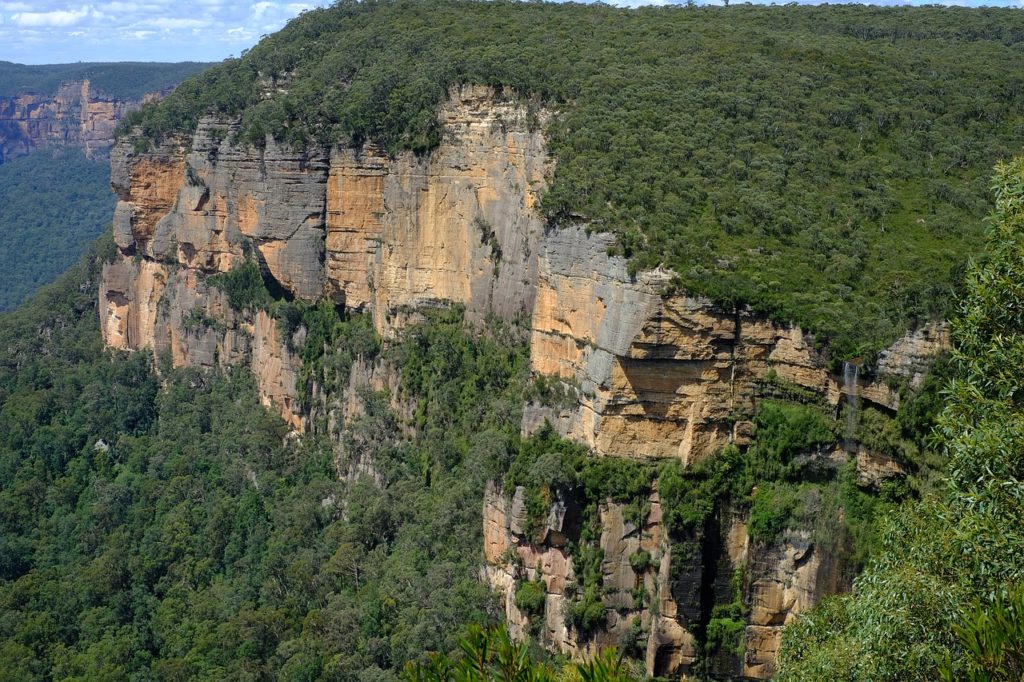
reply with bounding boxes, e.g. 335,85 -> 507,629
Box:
100,85 -> 950,678
0,80 -> 154,163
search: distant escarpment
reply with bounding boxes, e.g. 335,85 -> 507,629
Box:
101,84 -> 949,678
0,80 -> 154,163
0,60 -> 208,164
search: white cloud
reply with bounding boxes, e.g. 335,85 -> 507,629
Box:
11,5 -> 90,27
146,16 -> 210,29
251,1 -> 274,18
101,2 -> 139,12
0,2 -> 33,11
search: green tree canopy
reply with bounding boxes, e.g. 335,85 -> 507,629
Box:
778,158 -> 1024,681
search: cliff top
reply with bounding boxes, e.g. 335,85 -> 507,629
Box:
0,61 -> 211,100
120,0 -> 1024,359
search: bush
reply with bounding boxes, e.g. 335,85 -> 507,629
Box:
208,261 -> 274,311
515,580 -> 547,616
628,551 -> 652,574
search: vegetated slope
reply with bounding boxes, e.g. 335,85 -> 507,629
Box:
0,150 -> 115,312
0,238 -> 529,679
0,61 -> 211,99
123,0 -> 1024,359
0,237 -> 950,680
778,159 -> 1024,681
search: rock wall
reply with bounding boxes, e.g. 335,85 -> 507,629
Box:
524,225 -> 947,465
482,481 -> 699,677
742,530 -> 844,679
100,86 -> 950,679
482,481 -> 851,681
0,80 -> 149,163
102,85 -> 548,427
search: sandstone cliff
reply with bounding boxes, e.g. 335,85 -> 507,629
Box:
0,79 -> 159,163
100,85 -> 948,679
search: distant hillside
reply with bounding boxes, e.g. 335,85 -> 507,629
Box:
0,61 -> 213,164
0,61 -> 211,100
0,150 -> 114,312
124,1 -> 1024,359
0,61 -> 210,308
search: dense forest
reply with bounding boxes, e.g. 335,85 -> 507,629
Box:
0,240 -> 949,680
2,2 -> 1024,680
122,0 -> 1024,359
0,238 -> 520,679
0,151 -> 114,312
777,158 -> 1024,682
0,61 -> 210,100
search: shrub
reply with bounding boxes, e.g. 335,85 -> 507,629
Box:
628,551 -> 652,574
515,580 -> 547,616
208,261 -> 273,312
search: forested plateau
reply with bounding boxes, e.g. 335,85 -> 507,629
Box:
1,1 -> 1023,681
0,61 -> 210,310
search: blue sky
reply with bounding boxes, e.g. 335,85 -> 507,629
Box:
0,0 -> 1020,65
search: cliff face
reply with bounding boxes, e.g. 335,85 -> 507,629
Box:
100,86 -> 948,678
524,225 -> 945,464
483,481 -> 700,676
0,79 -> 155,163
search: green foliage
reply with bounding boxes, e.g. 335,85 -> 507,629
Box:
939,585 -> 1024,682
403,625 -> 637,682
569,589 -> 607,635
207,260 -> 275,311
404,625 -> 553,682
703,568 -> 748,659
180,304 -> 221,332
778,158 -> 1024,681
0,150 -> 114,312
617,618 -> 646,659
0,60 -> 210,100
273,299 -> 381,407
627,551 -> 651,574
747,482 -> 810,544
391,306 -> 528,477
747,401 -> 836,482
514,581 -> 546,617
704,616 -> 746,660
577,648 -> 636,682
0,243 -> 542,680
659,444 -> 747,535
123,0 -> 1024,357
525,374 -> 580,410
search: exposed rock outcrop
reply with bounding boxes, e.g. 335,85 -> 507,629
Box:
482,481 -> 698,676
101,85 -> 950,679
743,531 -> 844,679
524,224 -> 947,464
0,80 -> 155,163
102,86 -> 548,426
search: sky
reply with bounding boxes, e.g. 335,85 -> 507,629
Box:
0,0 -> 1020,65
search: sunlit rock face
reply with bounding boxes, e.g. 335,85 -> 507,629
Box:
0,80 -> 150,163
524,223 -> 947,465
101,85 -> 949,678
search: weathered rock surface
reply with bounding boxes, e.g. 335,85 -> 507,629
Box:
326,88 -> 548,335
101,85 -> 950,679
0,80 -> 154,163
102,86 -> 549,426
482,482 -> 697,676
743,531 -> 844,679
524,225 -> 949,464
